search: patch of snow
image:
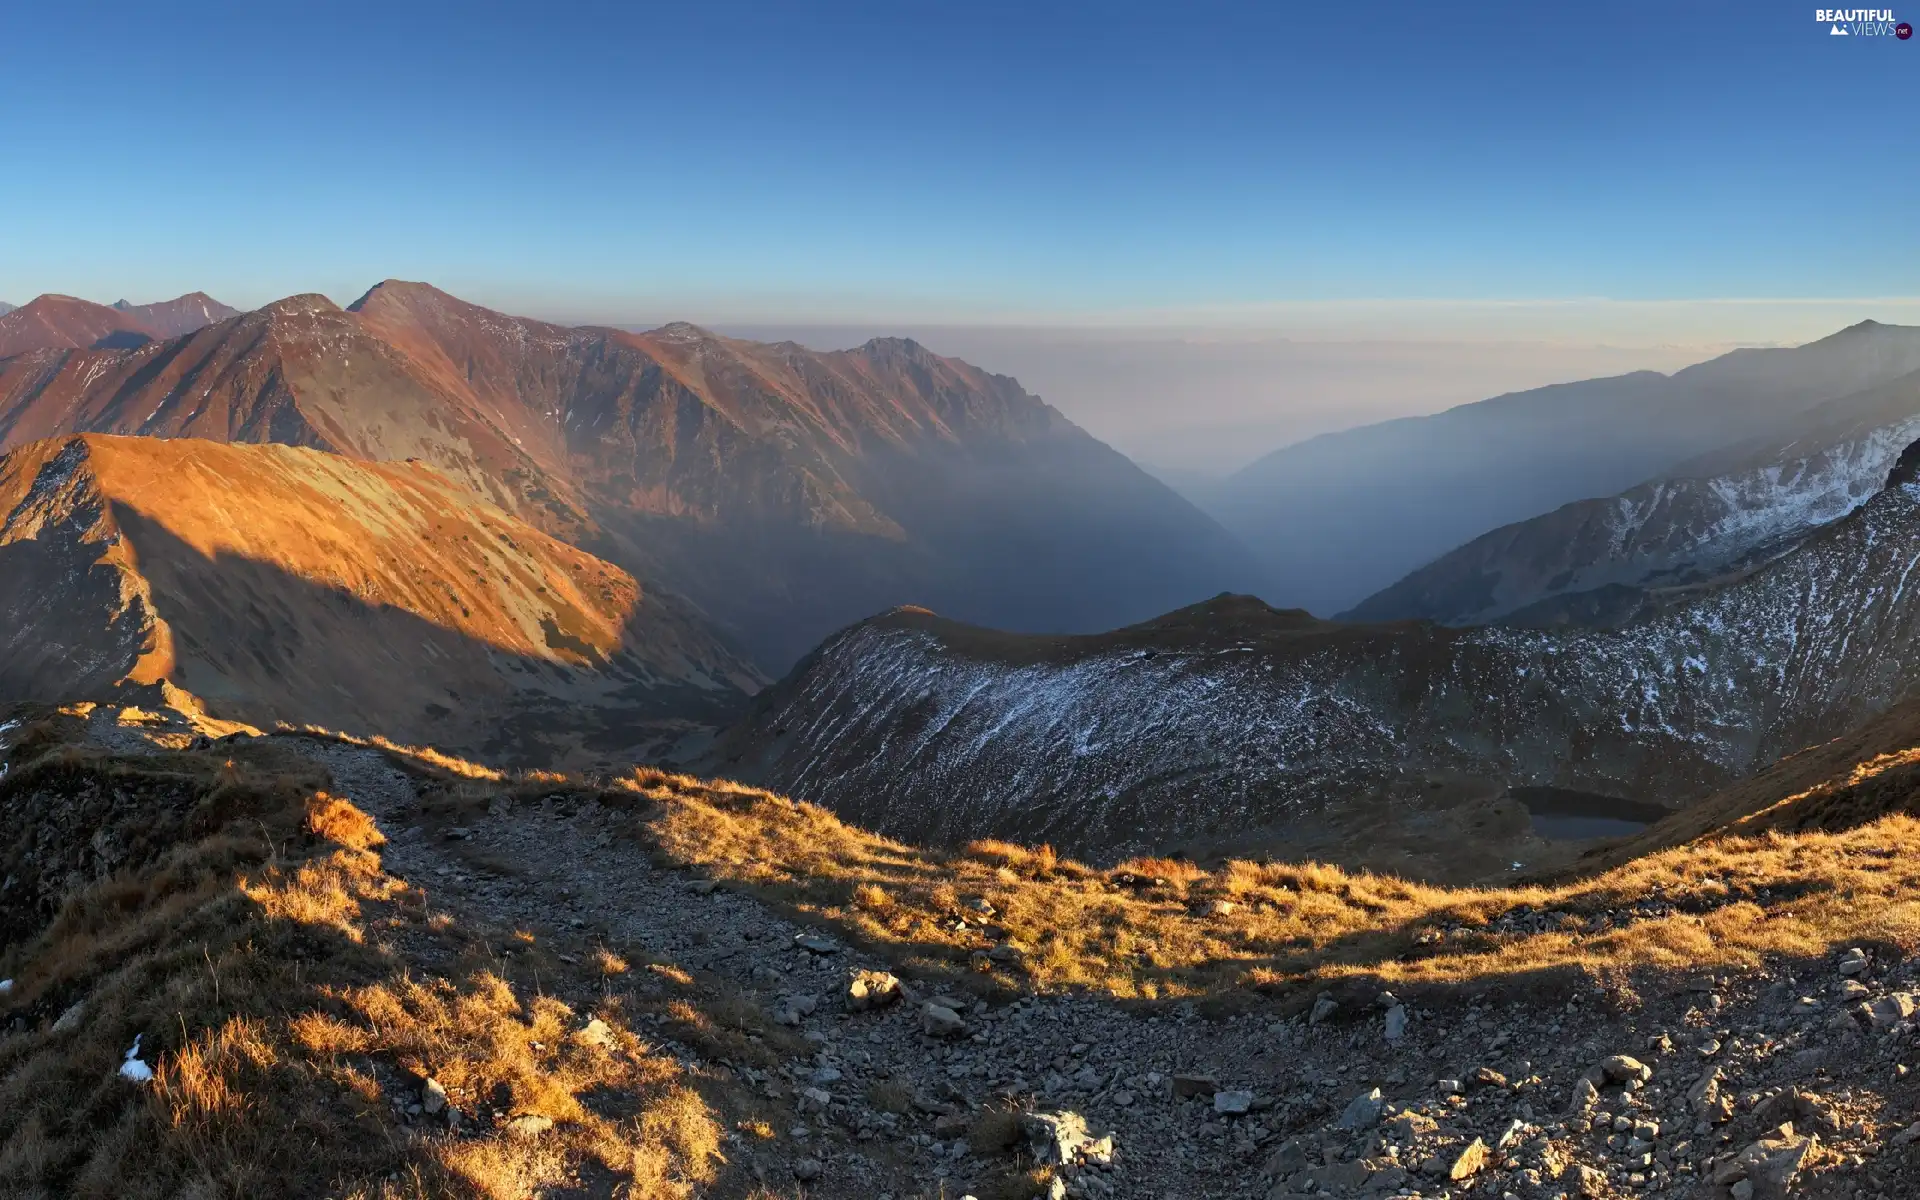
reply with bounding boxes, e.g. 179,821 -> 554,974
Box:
118,1034 -> 153,1083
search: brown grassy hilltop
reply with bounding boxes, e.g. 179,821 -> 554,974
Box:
0,435 -> 762,765
11,698 -> 1920,1198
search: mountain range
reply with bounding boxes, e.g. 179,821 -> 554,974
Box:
707,435 -> 1920,870
0,292 -> 236,356
0,282 -> 1257,678
1345,360 -> 1920,627
1205,320 -> 1920,615
0,434 -> 759,764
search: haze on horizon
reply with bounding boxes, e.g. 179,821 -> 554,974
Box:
3,1 -> 1916,470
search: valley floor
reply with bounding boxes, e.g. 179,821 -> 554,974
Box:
5,705 -> 1920,1199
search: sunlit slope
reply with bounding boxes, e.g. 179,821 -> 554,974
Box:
0,435 -> 762,760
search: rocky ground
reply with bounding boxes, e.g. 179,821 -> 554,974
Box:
71,712 -> 1920,1199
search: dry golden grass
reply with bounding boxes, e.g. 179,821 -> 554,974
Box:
596,764 -> 1920,1003
0,743 -> 728,1199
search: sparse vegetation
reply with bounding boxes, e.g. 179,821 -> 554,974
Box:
599,761 -> 1920,1003
0,737 -> 729,1198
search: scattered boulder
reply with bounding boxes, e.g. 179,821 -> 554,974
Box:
1171,1072 -> 1220,1098
1384,1005 -> 1408,1043
51,1000 -> 84,1034
1310,996 -> 1339,1025
1447,1137 -> 1488,1181
846,969 -> 902,1012
1213,1089 -> 1253,1115
506,1114 -> 553,1139
1337,1087 -> 1384,1130
1838,947 -> 1870,977
922,1003 -> 968,1039
421,1078 -> 448,1114
1020,1110 -> 1112,1166
792,1157 -> 823,1182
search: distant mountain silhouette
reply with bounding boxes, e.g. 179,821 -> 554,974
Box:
1209,320 -> 1920,614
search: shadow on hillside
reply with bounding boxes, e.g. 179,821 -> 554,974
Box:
5,506 -> 753,770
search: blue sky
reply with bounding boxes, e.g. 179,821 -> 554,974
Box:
2,0 -> 1915,326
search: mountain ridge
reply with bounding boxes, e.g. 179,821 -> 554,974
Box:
1210,320 -> 1920,614
0,279 -> 1260,671
707,434 -> 1920,868
0,433 -> 763,764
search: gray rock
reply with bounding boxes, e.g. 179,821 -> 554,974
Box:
1384,1005 -> 1408,1043
1022,1110 -> 1093,1165
421,1078 -> 447,1115
792,1157 -> 823,1181
922,1003 -> 967,1038
506,1114 -> 553,1139
51,1000 -> 84,1034
1172,1072 -> 1220,1098
1310,996 -> 1339,1025
1213,1089 -> 1253,1115
794,934 -> 838,954
1337,1087 -> 1384,1130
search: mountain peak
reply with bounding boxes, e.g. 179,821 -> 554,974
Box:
347,278 -> 454,314
259,293 -> 345,319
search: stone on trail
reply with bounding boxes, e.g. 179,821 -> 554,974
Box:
846,969 -> 902,1011
1171,1071 -> 1220,1098
1213,1089 -> 1253,1115
1383,1004 -> 1408,1042
1448,1137 -> 1489,1180
1021,1109 -> 1094,1166
1337,1086 -> 1384,1130
922,1002 -> 968,1038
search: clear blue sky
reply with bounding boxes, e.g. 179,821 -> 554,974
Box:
2,0 -> 1915,320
